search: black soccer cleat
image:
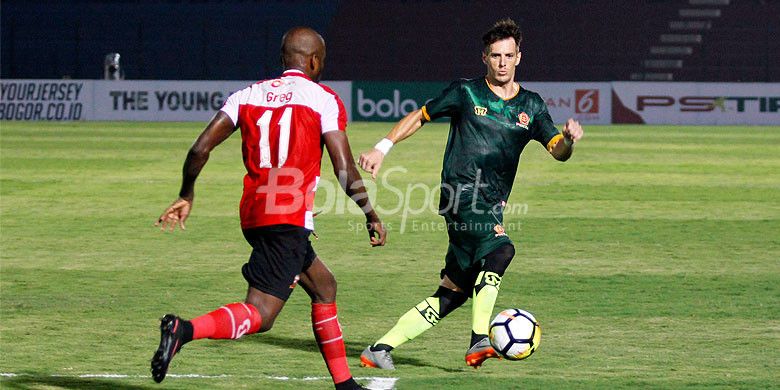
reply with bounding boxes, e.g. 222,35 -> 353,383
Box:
334,377 -> 367,390
151,314 -> 185,383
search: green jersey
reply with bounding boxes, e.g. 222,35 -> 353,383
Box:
422,78 -> 562,217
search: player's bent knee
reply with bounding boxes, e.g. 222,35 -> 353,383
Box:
243,293 -> 284,333
302,259 -> 338,303
484,244 -> 515,276
432,286 -> 468,318
309,277 -> 337,304
311,290 -> 336,304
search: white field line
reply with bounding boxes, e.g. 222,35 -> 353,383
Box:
0,372 -> 399,389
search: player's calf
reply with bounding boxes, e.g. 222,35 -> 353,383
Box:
362,286 -> 468,369
469,243 -> 515,365
190,302 -> 262,339
433,285 -> 469,318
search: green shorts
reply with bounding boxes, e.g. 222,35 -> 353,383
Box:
440,208 -> 512,290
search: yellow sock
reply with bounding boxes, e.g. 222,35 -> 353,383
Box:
472,271 -> 501,336
374,297 -> 440,349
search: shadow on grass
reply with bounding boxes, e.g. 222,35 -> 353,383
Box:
249,332 -> 463,373
1,375 -> 151,390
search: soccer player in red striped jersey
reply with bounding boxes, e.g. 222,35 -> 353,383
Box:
151,27 -> 385,390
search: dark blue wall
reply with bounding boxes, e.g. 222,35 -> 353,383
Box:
324,0 -> 779,82
3,1 -> 778,82
1,0 -> 339,80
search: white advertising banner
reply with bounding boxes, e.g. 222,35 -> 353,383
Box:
92,80 -> 352,122
612,82 -> 780,125
93,80 -> 251,122
524,82 -> 612,125
0,79 -> 93,121
0,79 -> 351,122
2,80 -> 777,125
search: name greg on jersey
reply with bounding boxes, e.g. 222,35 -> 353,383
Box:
266,91 -> 294,104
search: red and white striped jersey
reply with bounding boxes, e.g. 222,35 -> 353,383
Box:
220,69 -> 347,230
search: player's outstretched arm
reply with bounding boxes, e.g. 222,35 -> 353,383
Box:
549,118 -> 584,162
324,131 -> 387,247
155,112 -> 236,232
358,109 -> 426,179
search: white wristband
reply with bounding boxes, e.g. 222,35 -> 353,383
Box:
374,138 -> 394,155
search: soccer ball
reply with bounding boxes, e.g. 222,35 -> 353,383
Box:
488,308 -> 541,360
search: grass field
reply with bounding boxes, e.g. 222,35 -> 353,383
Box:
1,121 -> 779,389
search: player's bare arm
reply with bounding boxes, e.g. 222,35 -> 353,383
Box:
155,112 -> 236,231
324,130 -> 387,247
549,118 -> 584,162
358,109 -> 425,179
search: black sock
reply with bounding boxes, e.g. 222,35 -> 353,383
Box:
470,331 -> 487,347
181,320 -> 194,344
370,343 -> 393,352
334,377 -> 360,390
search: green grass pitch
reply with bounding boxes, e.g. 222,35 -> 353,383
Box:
1,121 -> 778,389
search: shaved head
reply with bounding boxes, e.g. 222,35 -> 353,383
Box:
281,27 -> 326,81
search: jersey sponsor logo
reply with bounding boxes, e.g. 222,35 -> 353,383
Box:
474,105 -> 488,116
516,111 -> 530,129
271,79 -> 283,88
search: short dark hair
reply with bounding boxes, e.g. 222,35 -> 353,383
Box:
482,18 -> 523,51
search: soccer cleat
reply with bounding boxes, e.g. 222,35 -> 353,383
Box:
465,337 -> 499,368
335,378 -> 368,390
151,314 -> 185,383
359,346 -> 396,370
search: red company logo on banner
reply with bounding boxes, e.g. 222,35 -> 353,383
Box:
575,89 -> 599,114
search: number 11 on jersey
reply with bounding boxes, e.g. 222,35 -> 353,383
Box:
256,107 -> 292,168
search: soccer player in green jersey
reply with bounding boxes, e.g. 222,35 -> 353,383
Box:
357,18 -> 584,369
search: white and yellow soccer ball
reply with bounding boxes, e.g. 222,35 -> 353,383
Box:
488,308 -> 541,360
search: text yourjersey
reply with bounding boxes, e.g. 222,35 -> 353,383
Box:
221,69 -> 347,230
421,78 -> 562,216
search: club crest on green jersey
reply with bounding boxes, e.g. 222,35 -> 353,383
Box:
474,106 -> 488,116
516,112 -> 530,129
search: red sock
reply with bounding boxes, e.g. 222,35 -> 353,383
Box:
312,302 -> 352,385
190,302 -> 261,340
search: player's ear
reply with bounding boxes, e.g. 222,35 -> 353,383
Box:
515,51 -> 522,66
481,50 -> 488,65
308,55 -> 319,75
